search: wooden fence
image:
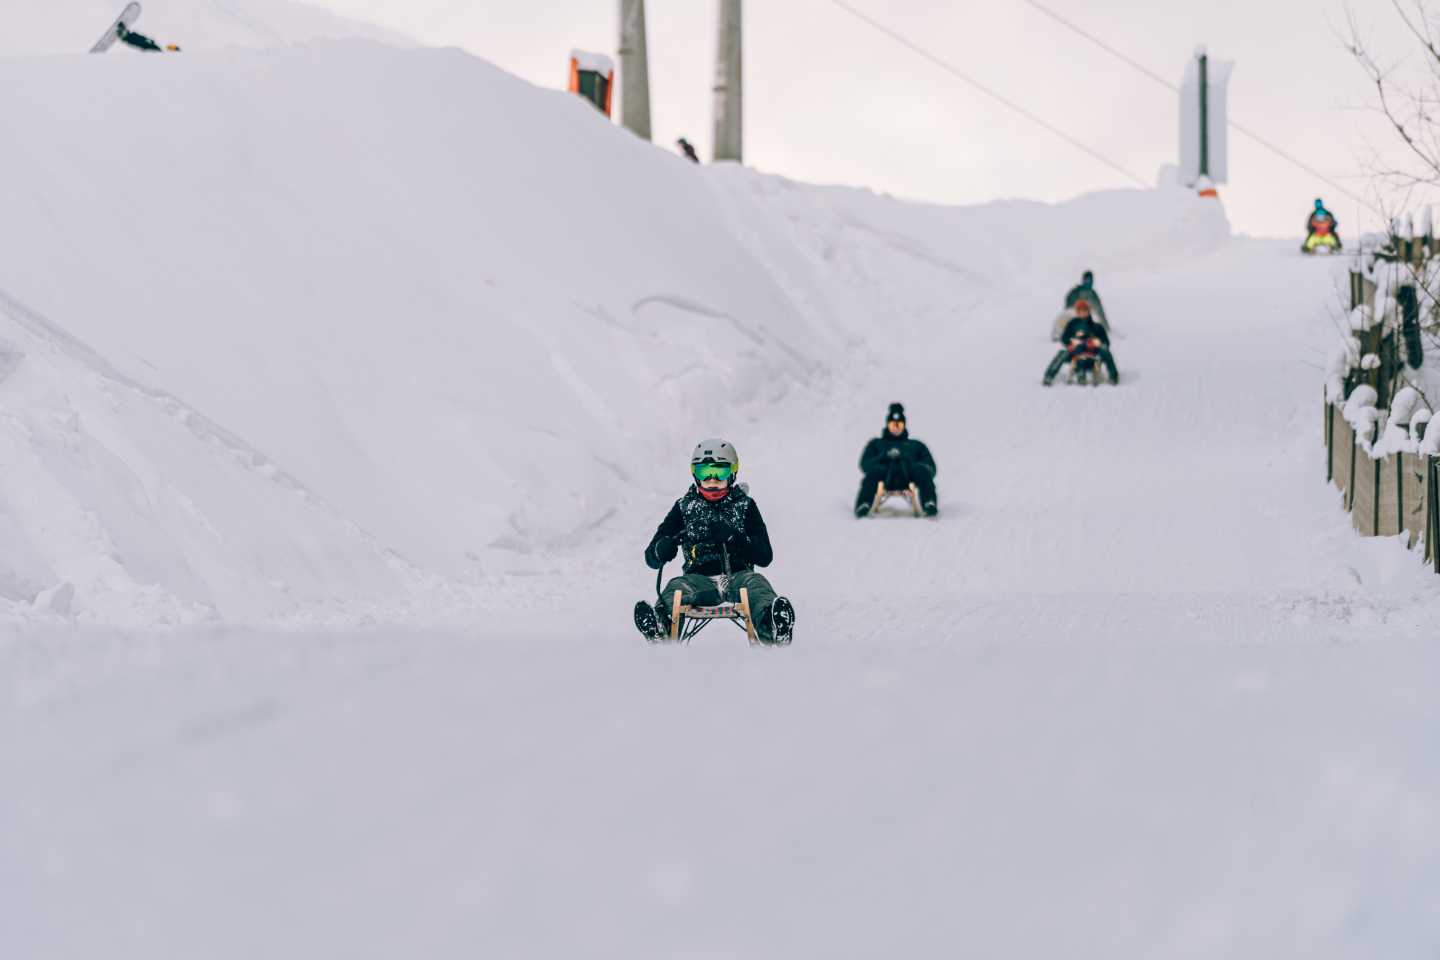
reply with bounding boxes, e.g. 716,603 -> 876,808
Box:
1325,401 -> 1440,572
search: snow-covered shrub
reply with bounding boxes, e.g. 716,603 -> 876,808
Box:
1422,417 -> 1440,456
1343,385 -> 1379,420
1411,409 -> 1433,446
1325,341 -> 1357,401
1389,386 -> 1424,427
1343,385 -> 1382,449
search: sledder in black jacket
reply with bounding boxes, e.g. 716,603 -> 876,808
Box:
644,485 -> 773,576
855,403 -> 938,517
1044,299 -> 1118,385
633,438 -> 794,645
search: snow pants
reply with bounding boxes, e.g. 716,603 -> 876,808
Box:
1045,346 -> 1118,384
659,571 -> 779,638
856,462 -> 936,509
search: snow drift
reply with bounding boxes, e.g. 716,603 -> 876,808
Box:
0,39 -> 1225,623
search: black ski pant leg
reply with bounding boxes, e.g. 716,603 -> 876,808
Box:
654,573 -> 722,634
659,573 -> 723,609
1044,348 -> 1070,382
1098,347 -> 1119,383
726,571 -> 778,637
856,467 -> 887,509
910,463 -> 937,504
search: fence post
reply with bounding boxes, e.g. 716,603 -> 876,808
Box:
1347,433 -> 1357,511
1431,456 -> 1439,573
1396,453 -> 1405,540
1325,400 -> 1334,482
1374,457 -> 1382,536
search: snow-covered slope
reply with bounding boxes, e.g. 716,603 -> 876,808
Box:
0,0 -> 405,57
0,40 -> 1222,623
4,29 -> 1440,960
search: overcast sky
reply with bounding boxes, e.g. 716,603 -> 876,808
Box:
312,0 -> 1434,238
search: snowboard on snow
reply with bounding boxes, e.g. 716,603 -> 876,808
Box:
91,2 -> 143,54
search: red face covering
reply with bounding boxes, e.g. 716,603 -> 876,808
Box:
697,481 -> 731,502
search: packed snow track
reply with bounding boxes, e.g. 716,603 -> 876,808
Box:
2,36 -> 1438,960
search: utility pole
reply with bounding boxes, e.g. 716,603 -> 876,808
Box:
1198,51 -> 1209,180
618,0 -> 652,141
712,0 -> 743,162
1179,46 -> 1231,197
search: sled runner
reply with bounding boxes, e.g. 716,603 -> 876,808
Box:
872,480 -> 923,518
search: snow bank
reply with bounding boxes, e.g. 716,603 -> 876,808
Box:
0,37 -> 1232,624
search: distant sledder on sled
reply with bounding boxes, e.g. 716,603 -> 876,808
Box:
633,439 -> 795,645
1052,269 -> 1111,341
1044,299 -> 1119,386
1302,198 -> 1341,255
854,403 -> 938,518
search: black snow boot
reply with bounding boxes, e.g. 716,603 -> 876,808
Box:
922,500 -> 938,517
854,501 -> 871,518
762,597 -> 795,646
634,600 -> 670,642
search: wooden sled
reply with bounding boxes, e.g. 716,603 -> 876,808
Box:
871,481 -> 923,518
666,575 -> 758,644
1066,360 -> 1113,386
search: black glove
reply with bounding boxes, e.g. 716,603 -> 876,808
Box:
651,535 -> 678,562
886,447 -> 902,459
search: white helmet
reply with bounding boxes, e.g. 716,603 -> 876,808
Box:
690,438 -> 739,472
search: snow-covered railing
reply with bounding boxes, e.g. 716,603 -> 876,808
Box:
1324,391 -> 1440,571
1339,215 -> 1434,410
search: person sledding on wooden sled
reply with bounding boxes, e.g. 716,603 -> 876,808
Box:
1302,198 -> 1341,254
1044,298 -> 1119,386
854,403 -> 938,518
633,439 -> 796,645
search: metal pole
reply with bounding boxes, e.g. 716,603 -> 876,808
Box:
1198,53 -> 1209,180
712,0 -> 743,162
618,0 -> 652,141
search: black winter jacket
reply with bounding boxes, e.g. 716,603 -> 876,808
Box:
645,486 -> 773,575
118,27 -> 164,51
859,433 -> 937,477
1058,316 -> 1111,348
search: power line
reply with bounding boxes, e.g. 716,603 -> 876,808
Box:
825,0 -> 1149,188
1022,0 -> 1378,213
1021,0 -> 1177,91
